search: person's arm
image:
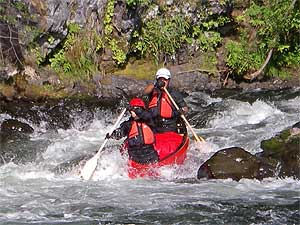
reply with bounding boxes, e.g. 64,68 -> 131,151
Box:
143,80 -> 165,95
134,108 -> 153,122
170,89 -> 188,114
107,120 -> 131,140
143,83 -> 155,95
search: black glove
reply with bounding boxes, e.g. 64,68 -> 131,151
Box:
105,133 -> 111,139
133,107 -> 143,117
155,80 -> 165,89
127,106 -> 133,111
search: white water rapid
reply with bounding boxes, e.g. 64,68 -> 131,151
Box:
0,89 -> 299,224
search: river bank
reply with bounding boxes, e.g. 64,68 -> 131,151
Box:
1,65 -> 299,102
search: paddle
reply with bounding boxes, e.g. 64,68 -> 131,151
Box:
80,108 -> 127,180
162,87 -> 205,143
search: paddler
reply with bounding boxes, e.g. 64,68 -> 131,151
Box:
106,98 -> 159,164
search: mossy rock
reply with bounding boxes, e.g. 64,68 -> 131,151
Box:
113,59 -> 163,80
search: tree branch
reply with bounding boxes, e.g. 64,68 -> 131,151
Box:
244,48 -> 273,81
8,24 -> 23,66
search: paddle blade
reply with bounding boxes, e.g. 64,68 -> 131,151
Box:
80,155 -> 98,180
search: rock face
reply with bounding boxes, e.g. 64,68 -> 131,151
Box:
197,122 -> 300,181
0,0 -> 233,98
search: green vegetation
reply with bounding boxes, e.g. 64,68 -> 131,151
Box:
27,0 -> 231,82
46,23 -> 99,82
0,1 -> 31,24
3,0 -> 298,93
103,0 -> 127,65
132,14 -> 228,63
133,16 -> 190,62
225,0 -> 300,79
125,0 -> 150,7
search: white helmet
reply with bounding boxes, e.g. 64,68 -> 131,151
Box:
155,68 -> 171,79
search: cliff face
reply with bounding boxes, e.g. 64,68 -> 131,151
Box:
0,1 -> 231,69
0,1 -> 299,100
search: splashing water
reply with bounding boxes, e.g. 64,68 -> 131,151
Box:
0,89 -> 299,224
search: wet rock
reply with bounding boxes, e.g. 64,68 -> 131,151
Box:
97,75 -> 149,98
0,137 -> 49,165
0,119 -> 34,139
197,122 -> 300,181
0,119 -> 38,165
197,147 -> 275,181
259,122 -> 300,179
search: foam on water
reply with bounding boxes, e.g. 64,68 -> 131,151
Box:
209,99 -> 283,128
0,91 -> 299,224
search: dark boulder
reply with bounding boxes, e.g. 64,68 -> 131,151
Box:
0,119 -> 50,165
197,122 -> 300,181
0,119 -> 34,140
197,147 -> 275,181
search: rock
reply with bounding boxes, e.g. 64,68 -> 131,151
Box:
0,21 -> 24,68
0,119 -> 34,139
260,123 -> 300,179
198,123 -> 300,181
197,147 -> 275,181
0,119 -> 49,165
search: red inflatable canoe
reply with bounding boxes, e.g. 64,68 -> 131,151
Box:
127,131 -> 190,179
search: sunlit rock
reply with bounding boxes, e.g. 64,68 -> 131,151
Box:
259,121 -> 300,179
197,147 -> 275,181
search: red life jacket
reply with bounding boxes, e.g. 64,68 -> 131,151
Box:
128,121 -> 155,145
149,91 -> 173,118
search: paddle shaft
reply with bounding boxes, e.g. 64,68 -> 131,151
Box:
162,87 -> 205,142
80,108 -> 127,180
94,108 -> 126,156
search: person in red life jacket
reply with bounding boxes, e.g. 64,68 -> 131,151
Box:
144,68 -> 188,134
106,98 -> 159,164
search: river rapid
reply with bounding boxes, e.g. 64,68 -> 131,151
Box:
0,88 -> 299,225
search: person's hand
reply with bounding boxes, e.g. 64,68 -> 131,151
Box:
127,105 -> 133,111
130,110 -> 137,118
133,107 -> 143,117
179,107 -> 188,115
155,80 -> 165,89
105,133 -> 111,139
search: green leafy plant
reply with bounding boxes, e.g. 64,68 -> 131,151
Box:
48,23 -> 99,81
104,0 -> 115,36
125,0 -> 150,7
109,39 -> 126,65
133,16 -> 190,62
225,0 -> 300,79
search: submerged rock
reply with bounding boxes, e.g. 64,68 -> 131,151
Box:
51,154 -> 93,175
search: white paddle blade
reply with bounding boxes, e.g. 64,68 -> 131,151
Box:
79,108 -> 127,181
80,155 -> 98,180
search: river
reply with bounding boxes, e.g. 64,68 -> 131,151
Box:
0,88 -> 299,224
